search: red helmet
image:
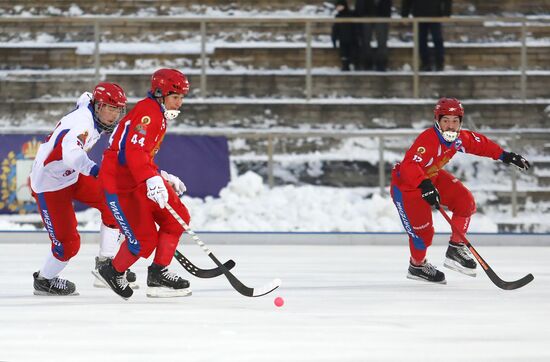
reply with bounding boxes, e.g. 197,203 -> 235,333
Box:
150,68 -> 190,97
93,82 -> 127,108
433,97 -> 464,120
92,82 -> 127,132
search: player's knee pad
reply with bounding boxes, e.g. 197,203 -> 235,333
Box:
164,205 -> 191,235
411,223 -> 434,249
454,191 -> 477,217
54,240 -> 80,261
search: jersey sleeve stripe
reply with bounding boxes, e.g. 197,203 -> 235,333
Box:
117,121 -> 131,166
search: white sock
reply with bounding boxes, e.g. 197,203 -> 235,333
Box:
39,254 -> 68,280
99,223 -> 121,258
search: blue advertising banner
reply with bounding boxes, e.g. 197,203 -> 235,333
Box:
0,133 -> 230,215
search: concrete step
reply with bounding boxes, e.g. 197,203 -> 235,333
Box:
496,223 -> 549,233
1,43 -> 549,71
3,98 -> 548,129
0,0 -> 548,15
2,71 -> 550,100
493,189 -> 550,203
2,20 -> 550,44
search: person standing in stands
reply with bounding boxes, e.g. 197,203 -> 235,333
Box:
332,0 -> 359,71
401,0 -> 452,71
355,0 -> 392,71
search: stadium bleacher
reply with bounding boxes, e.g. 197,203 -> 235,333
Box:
0,0 -> 549,231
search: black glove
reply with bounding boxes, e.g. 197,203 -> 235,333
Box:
501,151 -> 530,171
419,179 -> 440,208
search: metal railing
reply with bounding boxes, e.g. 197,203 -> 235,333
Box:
170,127 -> 546,217
0,126 -> 546,215
1,16 -> 548,100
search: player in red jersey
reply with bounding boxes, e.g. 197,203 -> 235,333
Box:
391,98 -> 530,284
95,69 -> 191,299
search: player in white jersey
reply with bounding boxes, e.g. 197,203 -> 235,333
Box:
31,82 -> 130,296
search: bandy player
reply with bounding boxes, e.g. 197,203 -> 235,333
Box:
95,69 -> 191,299
391,98 -> 531,284
31,83 -> 132,296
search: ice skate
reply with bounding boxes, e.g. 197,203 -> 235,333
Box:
407,260 -> 446,284
33,271 -> 79,296
146,263 -> 191,298
92,260 -> 133,300
444,242 -> 477,277
93,256 -> 139,289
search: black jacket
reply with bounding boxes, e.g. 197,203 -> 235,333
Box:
332,6 -> 359,46
355,0 -> 392,17
401,0 -> 452,17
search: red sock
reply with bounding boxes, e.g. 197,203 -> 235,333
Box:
410,250 -> 427,266
153,231 -> 180,266
112,241 -> 140,273
451,215 -> 470,243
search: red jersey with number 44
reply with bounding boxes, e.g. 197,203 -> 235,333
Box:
101,96 -> 167,193
395,127 -> 504,190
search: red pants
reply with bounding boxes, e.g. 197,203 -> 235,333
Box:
33,175 -> 118,261
391,168 -> 476,264
104,179 -> 190,269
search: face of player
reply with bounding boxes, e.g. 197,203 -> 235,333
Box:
97,103 -> 124,126
164,93 -> 185,111
437,115 -> 461,132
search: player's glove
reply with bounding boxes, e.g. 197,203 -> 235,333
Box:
501,151 -> 530,171
419,179 -> 440,208
146,175 -> 169,209
160,170 -> 187,196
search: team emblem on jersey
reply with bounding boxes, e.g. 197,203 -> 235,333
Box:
417,146 -> 426,154
454,138 -> 463,149
134,124 -> 147,135
141,116 -> 151,125
0,138 -> 41,214
76,131 -> 88,147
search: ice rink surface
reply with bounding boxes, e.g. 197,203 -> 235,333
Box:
1,242 -> 549,362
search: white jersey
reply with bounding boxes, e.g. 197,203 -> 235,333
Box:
30,93 -> 103,193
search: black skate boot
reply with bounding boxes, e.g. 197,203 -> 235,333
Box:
94,257 -> 139,289
407,260 -> 446,284
92,260 -> 133,300
33,271 -> 79,296
146,263 -> 191,298
444,241 -> 477,277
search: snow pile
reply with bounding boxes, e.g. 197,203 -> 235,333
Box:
0,171 -> 491,233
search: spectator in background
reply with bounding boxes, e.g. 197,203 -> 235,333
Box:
332,0 -> 358,71
401,0 -> 452,71
355,0 -> 392,71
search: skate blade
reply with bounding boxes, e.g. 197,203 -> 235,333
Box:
33,290 -> 80,296
444,259 -> 477,277
91,271 -> 132,301
94,275 -> 140,289
146,286 -> 192,298
406,273 -> 447,285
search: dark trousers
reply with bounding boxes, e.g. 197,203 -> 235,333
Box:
419,22 -> 444,70
339,41 -> 354,71
359,23 -> 389,71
